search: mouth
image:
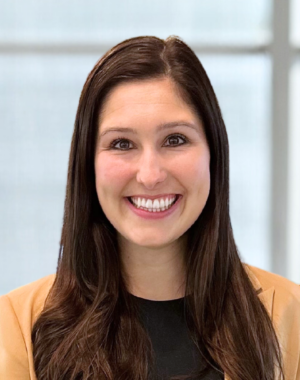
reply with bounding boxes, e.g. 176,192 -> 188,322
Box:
124,194 -> 182,219
127,194 -> 180,210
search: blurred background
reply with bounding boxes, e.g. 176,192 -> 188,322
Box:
0,0 -> 299,295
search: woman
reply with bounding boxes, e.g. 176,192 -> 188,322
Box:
0,35 -> 299,380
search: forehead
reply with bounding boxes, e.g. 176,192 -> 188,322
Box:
99,78 -> 195,121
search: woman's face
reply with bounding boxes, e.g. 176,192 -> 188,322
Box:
95,78 -> 210,250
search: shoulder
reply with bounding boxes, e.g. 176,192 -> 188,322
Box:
245,264 -> 300,342
245,265 -> 300,378
245,264 -> 300,302
1,274 -> 56,326
0,275 -> 55,379
244,264 -> 300,331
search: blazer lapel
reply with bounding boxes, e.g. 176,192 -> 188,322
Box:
245,264 -> 275,319
257,286 -> 275,319
224,266 -> 275,380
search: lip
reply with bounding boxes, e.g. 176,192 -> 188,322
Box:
124,195 -> 182,220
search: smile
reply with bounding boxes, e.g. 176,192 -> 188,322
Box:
128,195 -> 179,212
125,195 -> 182,220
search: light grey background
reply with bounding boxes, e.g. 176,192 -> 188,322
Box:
0,0 -> 299,294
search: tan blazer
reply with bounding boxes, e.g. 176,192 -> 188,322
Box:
0,265 -> 300,380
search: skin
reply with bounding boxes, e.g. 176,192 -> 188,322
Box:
94,77 -> 210,300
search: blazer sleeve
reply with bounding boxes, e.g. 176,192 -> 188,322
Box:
0,294 -> 31,380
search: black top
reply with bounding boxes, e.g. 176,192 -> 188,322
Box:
131,294 -> 224,380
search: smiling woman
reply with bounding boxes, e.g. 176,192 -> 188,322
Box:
94,78 -> 210,274
0,35 -> 300,380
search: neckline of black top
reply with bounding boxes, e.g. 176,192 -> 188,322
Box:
129,293 -> 185,304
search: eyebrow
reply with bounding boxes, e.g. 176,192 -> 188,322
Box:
99,121 -> 202,139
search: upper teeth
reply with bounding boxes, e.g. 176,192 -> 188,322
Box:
130,196 -> 176,209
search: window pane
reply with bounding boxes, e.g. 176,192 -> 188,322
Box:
199,54 -> 271,271
0,0 -> 271,45
291,0 -> 300,46
0,53 -> 101,294
287,58 -> 300,282
0,53 -> 271,294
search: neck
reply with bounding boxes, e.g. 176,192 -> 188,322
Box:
118,236 -> 187,301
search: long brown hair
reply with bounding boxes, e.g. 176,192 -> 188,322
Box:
32,35 -> 284,380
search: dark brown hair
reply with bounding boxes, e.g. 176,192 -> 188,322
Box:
31,35 -> 284,380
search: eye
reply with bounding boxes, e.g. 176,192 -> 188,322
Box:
109,134 -> 188,151
109,138 -> 133,150
164,134 -> 187,147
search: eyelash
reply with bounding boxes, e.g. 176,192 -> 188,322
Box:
108,134 -> 188,151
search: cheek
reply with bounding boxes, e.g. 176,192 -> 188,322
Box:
95,157 -> 131,194
179,154 -> 210,195
183,156 -> 210,230
196,157 -> 210,181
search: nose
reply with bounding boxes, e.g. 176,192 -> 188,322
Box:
136,149 -> 167,189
